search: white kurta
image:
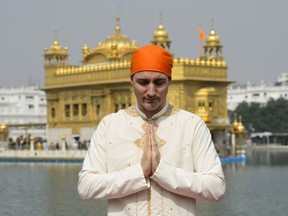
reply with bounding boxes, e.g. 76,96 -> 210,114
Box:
78,103 -> 226,216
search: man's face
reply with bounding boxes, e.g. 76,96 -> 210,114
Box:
131,71 -> 170,118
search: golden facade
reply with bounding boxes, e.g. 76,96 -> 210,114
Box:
43,18 -> 232,147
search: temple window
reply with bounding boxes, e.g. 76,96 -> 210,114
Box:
65,104 -> 70,117
51,108 -> 56,118
209,101 -> 213,111
96,104 -> 101,115
198,101 -> 206,111
82,103 -> 87,116
114,104 -> 119,112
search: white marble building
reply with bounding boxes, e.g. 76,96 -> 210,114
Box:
227,73 -> 288,110
0,86 -> 47,140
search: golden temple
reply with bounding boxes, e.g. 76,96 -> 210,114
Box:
43,17 -> 232,149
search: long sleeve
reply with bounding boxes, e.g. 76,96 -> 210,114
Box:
151,119 -> 226,201
78,106 -> 225,215
78,116 -> 149,200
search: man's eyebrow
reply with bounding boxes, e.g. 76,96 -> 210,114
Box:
153,78 -> 168,82
135,77 -> 168,81
154,77 -> 167,80
135,78 -> 149,81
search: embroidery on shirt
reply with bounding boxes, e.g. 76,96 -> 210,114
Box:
124,105 -> 138,117
124,104 -> 180,118
124,105 -> 180,151
147,187 -> 151,216
164,104 -> 180,116
134,122 -> 166,151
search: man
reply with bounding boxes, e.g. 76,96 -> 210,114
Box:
78,44 -> 225,215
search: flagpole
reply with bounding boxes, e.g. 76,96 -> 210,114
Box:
198,24 -> 205,58
199,38 -> 202,58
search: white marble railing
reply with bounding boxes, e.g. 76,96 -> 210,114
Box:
0,149 -> 86,159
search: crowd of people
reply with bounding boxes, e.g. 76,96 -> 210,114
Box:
7,136 -> 90,151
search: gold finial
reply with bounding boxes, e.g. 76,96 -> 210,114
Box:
232,113 -> 245,134
115,16 -> 121,35
117,5 -> 122,18
116,16 -> 120,24
54,30 -> 59,44
82,39 -> 89,55
159,13 -> 163,24
83,39 -> 88,46
211,18 -> 215,30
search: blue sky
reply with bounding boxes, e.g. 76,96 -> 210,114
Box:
1,0 -> 287,87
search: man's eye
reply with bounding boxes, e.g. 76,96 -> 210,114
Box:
137,80 -> 149,85
154,80 -> 166,86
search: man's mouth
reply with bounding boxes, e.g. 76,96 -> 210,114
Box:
145,98 -> 157,103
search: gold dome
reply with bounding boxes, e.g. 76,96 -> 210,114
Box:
151,16 -> 171,50
202,22 -> 224,61
153,23 -> 168,39
50,40 -> 61,50
44,33 -> 68,56
92,17 -> 138,60
206,29 -> 221,47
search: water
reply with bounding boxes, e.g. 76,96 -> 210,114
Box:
197,150 -> 288,216
0,163 -> 106,216
1,149 -> 288,216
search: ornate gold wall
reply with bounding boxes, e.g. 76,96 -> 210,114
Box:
43,18 -> 232,148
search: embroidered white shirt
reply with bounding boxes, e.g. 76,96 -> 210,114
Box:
78,103 -> 225,216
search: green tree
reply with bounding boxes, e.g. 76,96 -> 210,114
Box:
230,98 -> 288,133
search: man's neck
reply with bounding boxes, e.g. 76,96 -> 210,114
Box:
136,102 -> 169,120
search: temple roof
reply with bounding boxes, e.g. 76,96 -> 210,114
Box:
82,17 -> 138,64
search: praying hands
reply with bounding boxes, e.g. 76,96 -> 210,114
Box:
141,122 -> 161,177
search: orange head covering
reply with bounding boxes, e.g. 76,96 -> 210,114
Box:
130,44 -> 173,78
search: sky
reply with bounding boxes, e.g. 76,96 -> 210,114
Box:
1,0 -> 287,87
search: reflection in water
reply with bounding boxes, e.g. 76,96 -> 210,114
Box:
248,148 -> 288,166
198,149 -> 288,216
0,150 -> 288,216
0,164 -> 107,216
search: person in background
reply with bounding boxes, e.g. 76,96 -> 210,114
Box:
78,44 -> 225,215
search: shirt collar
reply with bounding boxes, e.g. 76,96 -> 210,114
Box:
135,101 -> 169,120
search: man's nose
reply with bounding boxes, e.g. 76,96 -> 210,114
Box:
147,83 -> 156,96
